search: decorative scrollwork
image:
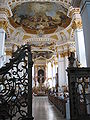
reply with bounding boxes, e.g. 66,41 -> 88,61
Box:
67,67 -> 90,120
0,44 -> 34,120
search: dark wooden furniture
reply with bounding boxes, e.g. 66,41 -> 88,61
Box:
48,94 -> 66,118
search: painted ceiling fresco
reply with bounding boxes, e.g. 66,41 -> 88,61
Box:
10,2 -> 71,34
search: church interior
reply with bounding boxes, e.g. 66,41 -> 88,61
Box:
0,0 -> 90,120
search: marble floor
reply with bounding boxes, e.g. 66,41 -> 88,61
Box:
32,96 -> 65,120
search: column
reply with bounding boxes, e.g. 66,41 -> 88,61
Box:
54,60 -> 58,92
64,55 -> 68,85
58,53 -> 66,89
63,45 -> 69,86
45,63 -> 48,87
5,50 -> 12,63
0,28 -> 5,67
47,61 -> 52,88
46,63 -> 48,80
80,0 -> 90,67
74,28 -> 87,67
34,65 -> 38,87
51,62 -> 54,87
53,60 -> 57,88
68,7 -> 87,67
54,60 -> 58,77
0,1 -> 12,67
32,64 -> 34,88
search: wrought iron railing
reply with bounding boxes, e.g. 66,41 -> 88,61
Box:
67,67 -> 90,120
0,44 -> 34,120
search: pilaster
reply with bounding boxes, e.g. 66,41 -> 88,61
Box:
68,7 -> 87,67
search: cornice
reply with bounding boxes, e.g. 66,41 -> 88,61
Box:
56,42 -> 75,57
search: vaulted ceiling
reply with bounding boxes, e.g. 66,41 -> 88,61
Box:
10,2 -> 71,34
0,0 -> 75,60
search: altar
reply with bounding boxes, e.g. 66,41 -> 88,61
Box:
33,58 -> 49,96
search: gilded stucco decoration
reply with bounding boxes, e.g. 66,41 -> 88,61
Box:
68,7 -> 82,30
5,50 -> 12,56
56,42 -> 76,58
72,19 -> 82,30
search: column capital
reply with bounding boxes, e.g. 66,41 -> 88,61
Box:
0,21 -> 8,31
0,3 -> 12,31
0,3 -> 12,18
68,7 -> 80,18
68,7 -> 82,30
5,49 -> 12,56
68,42 -> 76,53
51,63 -> 53,68
54,61 -> 58,65
72,19 -> 82,30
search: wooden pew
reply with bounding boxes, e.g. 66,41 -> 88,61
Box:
48,94 -> 67,118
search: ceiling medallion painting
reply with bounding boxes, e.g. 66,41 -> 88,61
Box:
10,2 -> 71,34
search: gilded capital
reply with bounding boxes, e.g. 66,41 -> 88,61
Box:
0,21 -> 8,31
5,50 -> 12,56
54,61 -> 58,65
72,19 -> 82,30
68,7 -> 80,18
51,63 -> 53,68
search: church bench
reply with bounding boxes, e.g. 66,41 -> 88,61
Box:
48,94 -> 67,118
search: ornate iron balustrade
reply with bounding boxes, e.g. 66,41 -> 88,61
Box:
67,67 -> 90,120
0,44 -> 34,120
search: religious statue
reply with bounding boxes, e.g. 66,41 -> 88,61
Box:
38,74 -> 44,91
68,52 -> 75,67
39,74 -> 43,86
